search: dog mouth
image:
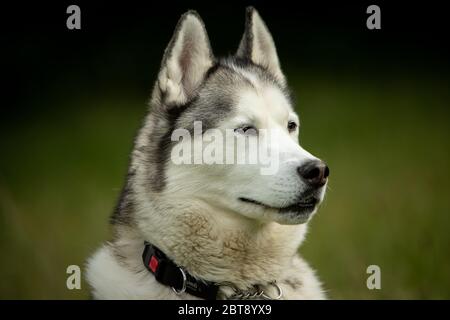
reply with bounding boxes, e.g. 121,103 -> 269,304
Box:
239,197 -> 318,214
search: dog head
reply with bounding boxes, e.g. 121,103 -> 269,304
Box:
133,7 -> 329,226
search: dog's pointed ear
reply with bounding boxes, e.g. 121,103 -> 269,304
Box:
157,11 -> 214,105
236,7 -> 285,85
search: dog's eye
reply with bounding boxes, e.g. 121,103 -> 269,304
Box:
234,125 -> 257,135
287,121 -> 298,132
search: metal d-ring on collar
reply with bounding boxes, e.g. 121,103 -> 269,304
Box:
172,267 -> 187,294
261,281 -> 283,300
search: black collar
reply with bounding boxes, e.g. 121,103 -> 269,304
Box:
142,242 -> 219,300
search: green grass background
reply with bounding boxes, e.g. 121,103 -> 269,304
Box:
1,70 -> 449,299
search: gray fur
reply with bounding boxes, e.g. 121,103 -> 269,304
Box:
112,54 -> 292,225
110,6 -> 296,241
87,8 -> 327,300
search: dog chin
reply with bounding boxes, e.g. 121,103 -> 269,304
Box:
238,197 -> 319,225
275,207 -> 316,225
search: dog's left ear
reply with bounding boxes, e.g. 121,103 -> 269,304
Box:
157,11 -> 214,105
236,7 -> 285,85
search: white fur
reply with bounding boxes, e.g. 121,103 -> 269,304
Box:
87,216 -> 325,299
86,9 -> 327,300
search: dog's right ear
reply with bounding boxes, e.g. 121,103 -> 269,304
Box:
236,7 -> 285,86
156,11 -> 214,105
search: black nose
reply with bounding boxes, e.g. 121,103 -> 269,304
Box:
297,160 -> 329,188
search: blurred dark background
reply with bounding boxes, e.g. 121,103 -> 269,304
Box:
1,1 -> 449,299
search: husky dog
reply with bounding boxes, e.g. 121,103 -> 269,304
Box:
86,7 -> 329,300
